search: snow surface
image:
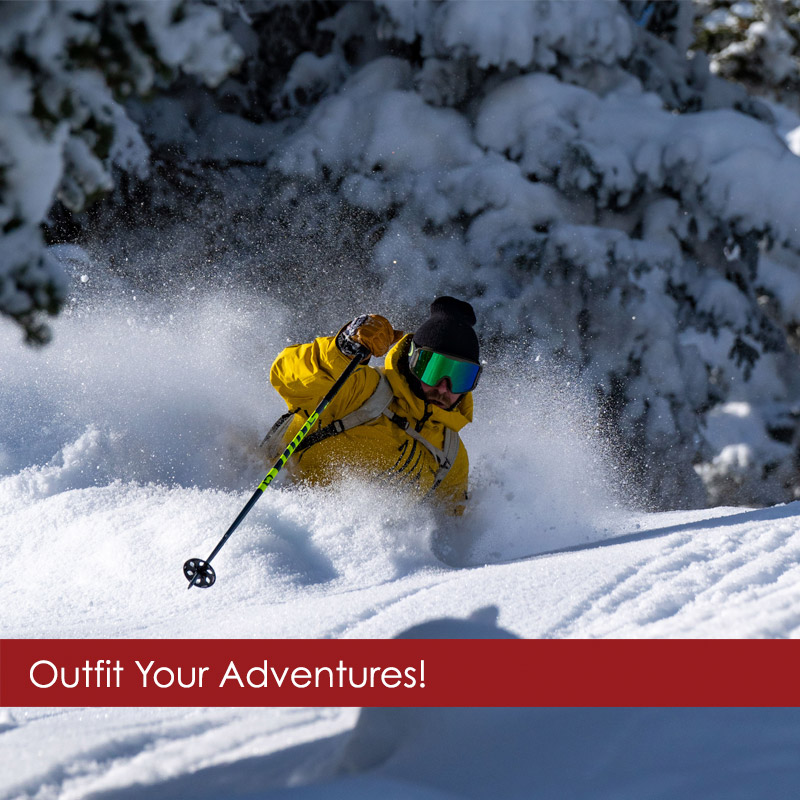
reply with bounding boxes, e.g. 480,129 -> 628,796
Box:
3,284 -> 800,798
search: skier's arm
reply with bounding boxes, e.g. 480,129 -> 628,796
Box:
269,334 -> 369,414
270,315 -> 402,414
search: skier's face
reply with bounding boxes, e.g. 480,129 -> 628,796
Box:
420,377 -> 463,409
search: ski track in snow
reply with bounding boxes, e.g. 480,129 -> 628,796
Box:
6,473 -> 799,642
0,706 -> 357,800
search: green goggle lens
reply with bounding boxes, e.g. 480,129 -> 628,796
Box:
409,345 -> 481,394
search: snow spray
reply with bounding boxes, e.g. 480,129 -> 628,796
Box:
458,346 -> 625,562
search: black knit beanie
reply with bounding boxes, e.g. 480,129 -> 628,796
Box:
412,296 -> 480,362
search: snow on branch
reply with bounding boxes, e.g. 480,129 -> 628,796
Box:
0,0 -> 242,343
267,0 -> 800,508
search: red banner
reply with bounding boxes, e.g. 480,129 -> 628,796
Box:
1,639 -> 798,707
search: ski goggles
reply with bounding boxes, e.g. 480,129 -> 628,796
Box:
408,343 -> 482,394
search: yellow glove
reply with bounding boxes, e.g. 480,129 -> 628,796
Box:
339,314 -> 404,360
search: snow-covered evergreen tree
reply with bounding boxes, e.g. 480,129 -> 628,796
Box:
695,0 -> 800,109
260,0 -> 800,508
11,0 -> 800,510
0,0 -> 242,343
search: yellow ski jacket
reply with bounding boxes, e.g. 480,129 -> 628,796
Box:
269,333 -> 472,514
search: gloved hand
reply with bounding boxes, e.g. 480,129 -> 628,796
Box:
337,314 -> 404,361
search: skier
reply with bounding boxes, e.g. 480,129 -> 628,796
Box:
269,296 -> 481,515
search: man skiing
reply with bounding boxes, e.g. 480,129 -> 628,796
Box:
269,296 -> 481,515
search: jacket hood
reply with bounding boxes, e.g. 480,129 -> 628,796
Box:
382,334 -> 473,431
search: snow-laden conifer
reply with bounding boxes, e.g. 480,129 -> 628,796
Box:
0,0 -> 242,343
266,0 -> 800,507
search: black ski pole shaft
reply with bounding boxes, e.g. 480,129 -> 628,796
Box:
183,347 -> 368,589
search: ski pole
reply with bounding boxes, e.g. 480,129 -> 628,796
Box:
183,345 -> 369,589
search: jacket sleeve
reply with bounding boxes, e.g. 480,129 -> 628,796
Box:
269,334 -> 378,420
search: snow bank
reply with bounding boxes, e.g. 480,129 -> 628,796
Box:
4,283 -> 800,795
